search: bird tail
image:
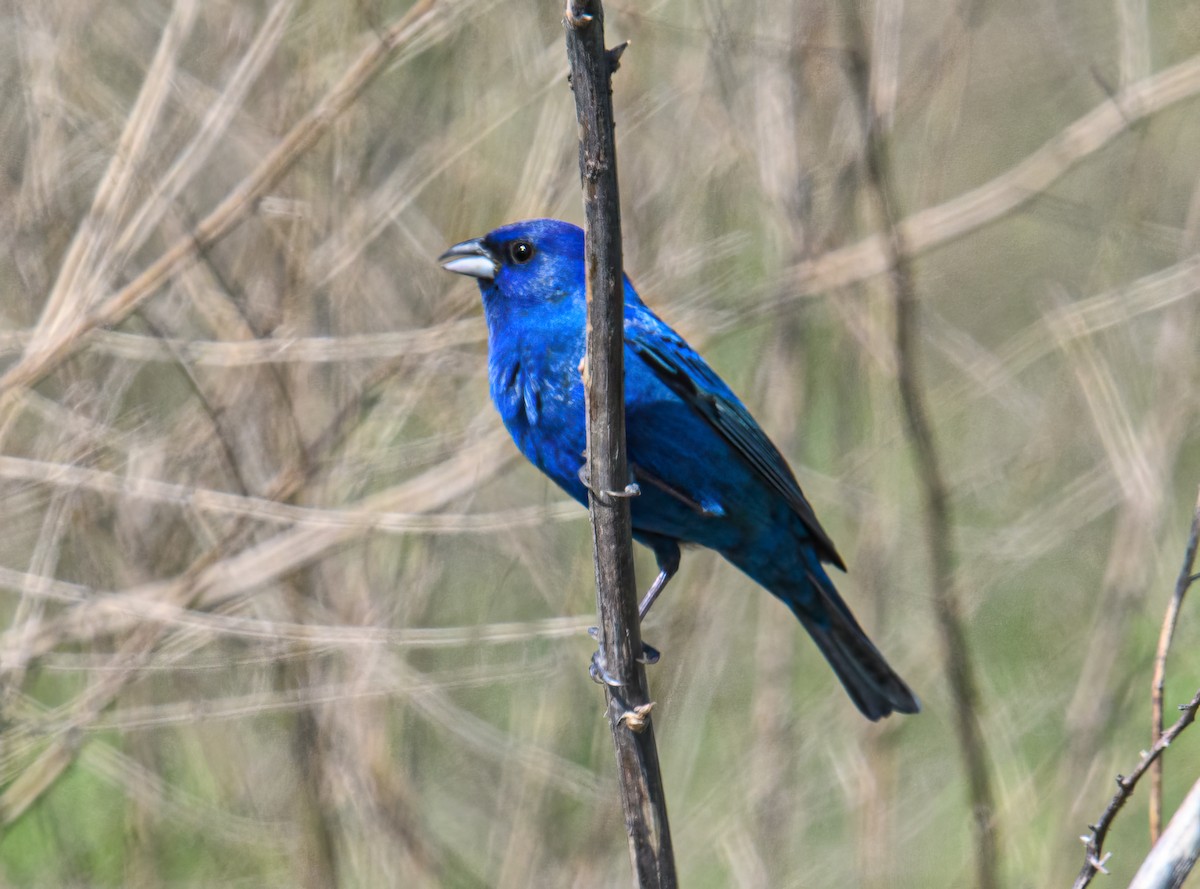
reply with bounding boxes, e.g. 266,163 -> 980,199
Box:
792,570 -> 920,721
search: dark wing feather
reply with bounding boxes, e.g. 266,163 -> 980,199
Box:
626,314 -> 846,571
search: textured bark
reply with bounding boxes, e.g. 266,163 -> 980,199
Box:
564,3 -> 677,886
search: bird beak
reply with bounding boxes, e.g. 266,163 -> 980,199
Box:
438,237 -> 498,281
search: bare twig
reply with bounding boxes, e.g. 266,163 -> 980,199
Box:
839,8 -> 1000,889
0,454 -> 577,533
1151,487 -> 1200,840
1075,686 -> 1200,889
876,135 -> 1001,889
564,2 -> 676,886
0,321 -> 482,366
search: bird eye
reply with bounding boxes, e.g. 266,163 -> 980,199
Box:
508,241 -> 535,264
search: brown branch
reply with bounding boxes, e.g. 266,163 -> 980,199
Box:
877,145 -> 1001,889
1151,487 -> 1200,840
564,3 -> 676,887
1075,685 -> 1200,889
838,8 -> 1000,889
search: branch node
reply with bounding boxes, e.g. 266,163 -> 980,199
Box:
607,41 -> 629,72
618,702 -> 655,733
564,0 -> 594,28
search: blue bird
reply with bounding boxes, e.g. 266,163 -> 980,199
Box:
439,219 -> 918,720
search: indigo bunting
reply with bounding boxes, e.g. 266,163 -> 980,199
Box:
440,219 -> 918,720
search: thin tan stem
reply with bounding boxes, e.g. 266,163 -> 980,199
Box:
1150,487 -> 1200,841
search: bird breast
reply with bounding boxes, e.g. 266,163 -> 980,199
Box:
489,343 -> 588,490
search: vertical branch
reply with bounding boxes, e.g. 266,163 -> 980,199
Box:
564,3 -> 677,887
839,7 -> 1000,888
877,154 -> 1000,889
1150,487 -> 1200,841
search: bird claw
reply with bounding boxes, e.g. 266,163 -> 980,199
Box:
608,482 -> 641,499
637,642 -> 661,664
577,463 -> 641,503
588,626 -> 661,668
589,648 -> 622,687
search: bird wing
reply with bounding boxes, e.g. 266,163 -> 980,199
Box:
625,310 -> 846,571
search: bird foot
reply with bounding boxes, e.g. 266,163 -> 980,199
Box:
587,627 -> 660,683
577,463 -> 641,503
589,648 -> 622,686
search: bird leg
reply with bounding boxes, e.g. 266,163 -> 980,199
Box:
577,463 -> 681,679
585,546 -> 678,683
630,545 -> 679,666
639,563 -> 676,620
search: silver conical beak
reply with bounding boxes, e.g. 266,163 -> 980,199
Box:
438,237 -> 498,280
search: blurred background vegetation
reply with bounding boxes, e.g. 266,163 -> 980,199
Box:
1,0 -> 1199,886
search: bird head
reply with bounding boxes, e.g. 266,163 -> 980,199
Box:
438,219 -> 588,313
